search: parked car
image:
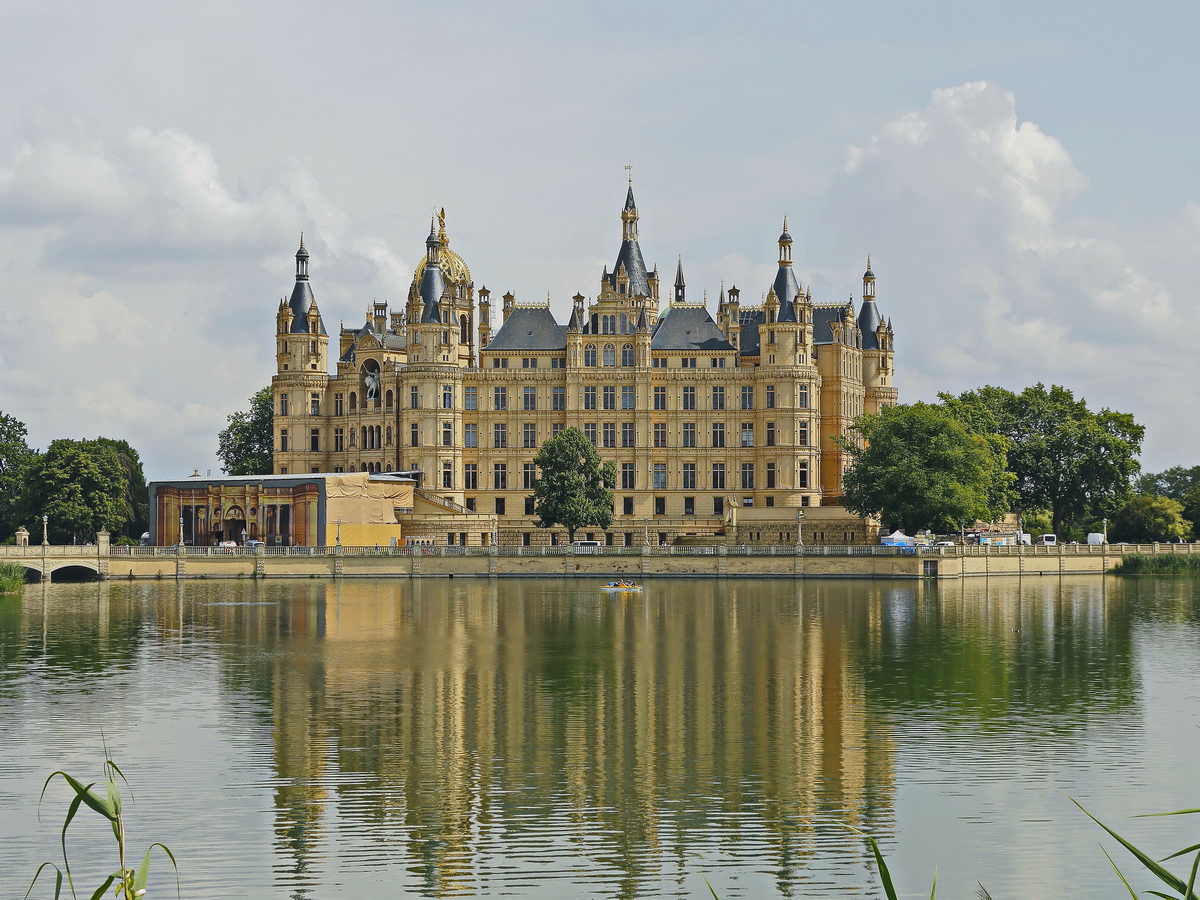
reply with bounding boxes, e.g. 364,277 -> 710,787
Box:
244,540 -> 265,548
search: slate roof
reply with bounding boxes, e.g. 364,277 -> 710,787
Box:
607,240 -> 651,298
812,305 -> 848,344
858,297 -> 882,349
737,308 -> 765,357
418,264 -> 445,323
652,305 -> 735,352
772,265 -> 801,309
485,306 -> 567,351
287,280 -> 327,335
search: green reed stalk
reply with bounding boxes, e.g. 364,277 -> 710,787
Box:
1111,553 -> 1200,574
25,757 -> 178,900
0,559 -> 25,593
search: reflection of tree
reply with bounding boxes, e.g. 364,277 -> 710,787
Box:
860,578 -> 1138,725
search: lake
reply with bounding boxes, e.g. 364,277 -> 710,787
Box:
1,575 -> 1198,899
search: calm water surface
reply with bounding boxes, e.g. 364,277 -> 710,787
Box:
1,576 -> 1198,899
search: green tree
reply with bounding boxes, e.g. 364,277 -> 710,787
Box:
1182,486 -> 1200,540
946,384 -> 1143,535
217,386 -> 274,476
530,427 -> 616,542
0,411 -> 36,539
1110,495 -> 1190,543
1135,465 -> 1200,501
838,402 -> 1009,535
17,439 -> 128,543
94,437 -> 149,540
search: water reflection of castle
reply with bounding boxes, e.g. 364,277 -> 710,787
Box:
241,580 -> 900,896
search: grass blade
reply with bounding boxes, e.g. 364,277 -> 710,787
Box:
845,825 -> 898,900
23,862 -> 63,900
1138,809 -> 1200,818
1165,844 -> 1200,863
87,874 -> 116,900
1072,797 -> 1197,899
1100,846 -> 1141,899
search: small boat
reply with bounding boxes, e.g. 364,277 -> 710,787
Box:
601,580 -> 643,591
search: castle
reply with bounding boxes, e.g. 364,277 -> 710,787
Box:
271,184 -> 897,547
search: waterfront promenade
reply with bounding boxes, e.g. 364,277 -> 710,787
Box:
2,538 -> 1195,581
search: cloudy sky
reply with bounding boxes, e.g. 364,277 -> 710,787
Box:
0,0 -> 1196,479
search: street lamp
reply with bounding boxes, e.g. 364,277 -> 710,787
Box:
336,519 -> 342,546
796,510 -> 804,548
42,514 -> 48,546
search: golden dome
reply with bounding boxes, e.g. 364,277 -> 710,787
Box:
410,245 -> 471,294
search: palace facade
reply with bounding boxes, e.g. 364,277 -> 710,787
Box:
271,186 -> 897,546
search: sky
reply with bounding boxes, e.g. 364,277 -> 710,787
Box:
0,0 -> 1197,479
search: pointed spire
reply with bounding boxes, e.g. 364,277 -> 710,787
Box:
674,256 -> 685,303
624,182 -> 636,211
636,304 -> 649,332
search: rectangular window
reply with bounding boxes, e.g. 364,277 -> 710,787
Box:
714,496 -> 724,516
683,422 -> 696,448
552,387 -> 565,410
442,422 -> 453,447
712,463 -> 726,490
522,357 -> 538,368
653,463 -> 667,490
584,422 -> 597,445
681,357 -> 696,368
411,423 -> 419,447
622,496 -> 634,515
684,496 -> 695,516
523,462 -> 537,490
621,422 -> 635,447
712,386 -> 725,410
464,386 -> 477,410
766,422 -> 776,447
741,386 -> 754,410
652,357 -> 665,368
799,460 -> 809,489
799,421 -> 809,446
525,497 -> 535,515
683,386 -> 696,410
465,497 -> 476,512
682,463 -> 696,490
523,386 -> 536,410
653,423 -> 667,448
741,462 -> 755,490
766,462 -> 776,489
493,463 -> 507,490
334,393 -> 344,416
712,422 -> 725,448
621,385 -> 635,409
766,384 -> 775,409
621,462 -> 636,490
308,393 -> 319,416
741,423 -> 754,447
464,423 -> 478,448
551,357 -> 563,368
654,496 -> 666,515
495,497 -> 506,514
603,385 -> 616,410
584,386 -> 597,410
799,384 -> 809,409
653,386 -> 667,410
280,394 -> 289,416
523,423 -> 537,449
442,461 -> 453,489
410,385 -> 420,409
309,428 -> 319,451
464,463 -> 477,490
442,384 -> 454,409
602,422 -> 616,448
493,423 -> 507,448
280,428 -> 288,451
551,423 -> 564,438
494,387 -> 507,411
333,427 -> 344,451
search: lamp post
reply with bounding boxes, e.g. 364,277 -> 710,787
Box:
42,514 -> 48,546
336,519 -> 342,546
643,516 -> 649,547
796,510 -> 804,548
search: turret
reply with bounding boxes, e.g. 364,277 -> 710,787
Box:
478,286 -> 492,349
673,257 -> 685,303
502,290 -> 515,323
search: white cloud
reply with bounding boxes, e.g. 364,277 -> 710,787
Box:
828,81 -> 1198,468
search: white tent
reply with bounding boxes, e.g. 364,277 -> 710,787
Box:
880,530 -> 915,546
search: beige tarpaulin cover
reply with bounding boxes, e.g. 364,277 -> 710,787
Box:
325,474 -> 414,525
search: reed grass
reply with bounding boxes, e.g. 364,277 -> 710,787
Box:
0,559 -> 25,593
1112,553 -> 1200,574
25,757 -> 177,900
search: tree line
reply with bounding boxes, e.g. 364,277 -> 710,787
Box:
0,412 -> 149,545
839,383 -> 1196,543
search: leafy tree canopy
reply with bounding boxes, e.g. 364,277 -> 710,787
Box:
94,437 -> 149,540
17,439 -> 128,543
838,402 -> 1011,535
217,386 -> 274,476
942,384 -> 1143,534
1110,495 -> 1190,543
530,427 -> 616,542
1135,465 -> 1200,501
0,411 -> 36,539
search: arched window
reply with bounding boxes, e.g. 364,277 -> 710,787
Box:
584,344 -> 597,366
385,390 -> 394,410
386,426 -> 393,445
349,392 -> 358,411
361,426 -> 368,449
460,314 -> 470,345
621,343 -> 634,366
602,344 -> 616,366
349,429 -> 357,448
